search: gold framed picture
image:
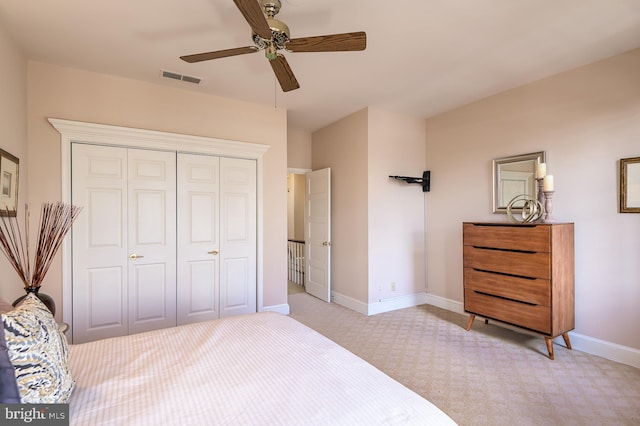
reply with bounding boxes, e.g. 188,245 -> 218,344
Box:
0,148 -> 19,217
620,157 -> 640,213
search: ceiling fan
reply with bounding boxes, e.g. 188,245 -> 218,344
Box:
180,0 -> 367,92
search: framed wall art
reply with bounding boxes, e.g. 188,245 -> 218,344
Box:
0,148 -> 19,217
620,156 -> 640,213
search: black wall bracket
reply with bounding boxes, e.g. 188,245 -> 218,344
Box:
389,171 -> 430,192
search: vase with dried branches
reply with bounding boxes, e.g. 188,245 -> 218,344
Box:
0,202 -> 82,315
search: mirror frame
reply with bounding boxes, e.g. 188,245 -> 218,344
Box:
492,151 -> 546,213
620,156 -> 640,213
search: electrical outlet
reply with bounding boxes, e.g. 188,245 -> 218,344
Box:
391,282 -> 396,291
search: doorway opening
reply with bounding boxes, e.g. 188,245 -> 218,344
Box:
287,171 -> 307,295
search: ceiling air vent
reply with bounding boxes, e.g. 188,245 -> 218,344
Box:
161,70 -> 201,84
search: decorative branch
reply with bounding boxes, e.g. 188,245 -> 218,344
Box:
0,202 -> 82,289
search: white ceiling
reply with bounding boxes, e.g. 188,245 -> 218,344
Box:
1,0 -> 639,132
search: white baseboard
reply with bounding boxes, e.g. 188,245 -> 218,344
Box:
425,293 -> 465,314
330,292 -> 368,315
563,332 -> 640,369
262,303 -> 289,315
331,291 -> 428,316
423,294 -> 640,369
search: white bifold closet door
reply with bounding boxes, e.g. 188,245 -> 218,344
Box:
71,144 -> 256,343
176,153 -> 256,325
71,144 -> 177,343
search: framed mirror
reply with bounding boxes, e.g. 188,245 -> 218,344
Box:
620,156 -> 640,213
492,151 -> 545,213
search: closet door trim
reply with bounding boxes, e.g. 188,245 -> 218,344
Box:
50,118 -> 269,341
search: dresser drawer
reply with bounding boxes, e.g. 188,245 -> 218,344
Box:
464,288 -> 551,334
464,268 -> 550,306
463,223 -> 550,252
463,246 -> 550,280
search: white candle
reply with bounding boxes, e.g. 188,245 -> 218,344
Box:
543,175 -> 554,191
536,163 -> 547,179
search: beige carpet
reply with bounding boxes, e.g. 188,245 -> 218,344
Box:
288,292 -> 640,426
287,281 -> 305,295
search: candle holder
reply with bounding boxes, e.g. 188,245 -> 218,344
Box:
536,178 -> 546,210
543,190 -> 555,223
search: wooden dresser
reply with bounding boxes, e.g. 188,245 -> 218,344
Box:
463,222 -> 574,359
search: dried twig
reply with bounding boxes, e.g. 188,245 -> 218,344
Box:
0,202 -> 82,289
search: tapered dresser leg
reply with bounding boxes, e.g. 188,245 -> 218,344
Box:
465,314 -> 475,331
562,333 -> 572,350
545,337 -> 555,360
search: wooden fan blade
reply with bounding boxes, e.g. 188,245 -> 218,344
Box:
269,54 -> 299,92
180,46 -> 257,63
286,31 -> 366,53
233,0 -> 272,40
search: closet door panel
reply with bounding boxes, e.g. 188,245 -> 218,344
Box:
88,190 -> 124,247
131,263 -> 169,321
85,267 -> 125,329
177,154 -> 220,325
71,144 -> 128,343
127,149 -> 177,335
187,261 -> 216,313
220,157 -> 256,317
223,258 -> 250,308
135,191 -> 167,244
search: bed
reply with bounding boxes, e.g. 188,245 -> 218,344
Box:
2,294 -> 456,425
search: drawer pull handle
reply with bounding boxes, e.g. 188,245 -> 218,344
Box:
473,268 -> 537,280
474,290 -> 537,306
471,223 -> 537,228
472,246 -> 536,254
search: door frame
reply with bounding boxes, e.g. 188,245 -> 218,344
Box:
50,118 -> 269,336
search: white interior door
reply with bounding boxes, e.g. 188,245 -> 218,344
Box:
219,157 -> 257,317
71,144 -> 177,342
71,144 -> 129,343
176,153 -> 220,325
304,168 -> 331,302
126,149 -> 177,335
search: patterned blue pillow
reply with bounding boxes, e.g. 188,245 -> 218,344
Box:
1,293 -> 75,403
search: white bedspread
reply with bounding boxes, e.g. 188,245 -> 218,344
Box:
69,312 -> 455,425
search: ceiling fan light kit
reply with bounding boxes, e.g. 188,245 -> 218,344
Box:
180,0 -> 366,92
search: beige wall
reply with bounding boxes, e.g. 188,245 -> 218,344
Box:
313,109 -> 369,301
287,128 -> 312,170
0,24 -> 28,303
26,61 -> 289,319
425,48 -> 640,351
312,108 -> 427,306
368,108 -> 426,302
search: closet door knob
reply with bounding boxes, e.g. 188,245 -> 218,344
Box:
129,253 -> 144,260
208,250 -> 219,255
